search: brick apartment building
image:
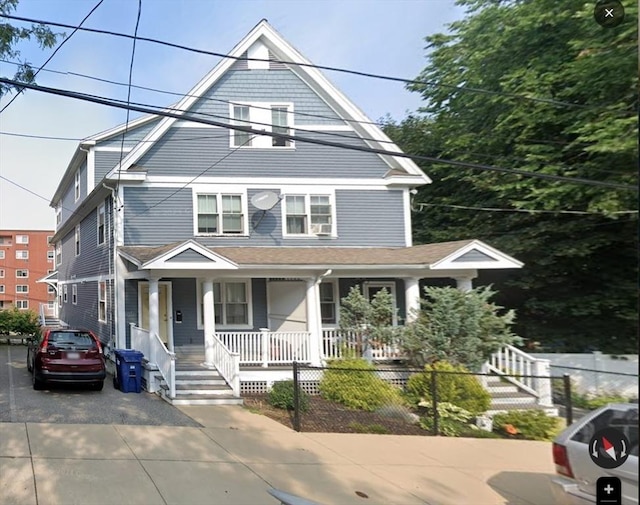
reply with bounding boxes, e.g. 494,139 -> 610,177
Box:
0,230 -> 56,315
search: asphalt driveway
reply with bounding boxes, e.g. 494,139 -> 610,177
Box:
0,344 -> 200,426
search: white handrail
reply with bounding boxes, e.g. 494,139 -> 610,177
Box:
217,331 -> 312,366
150,331 -> 176,398
130,323 -> 150,358
210,333 -> 240,397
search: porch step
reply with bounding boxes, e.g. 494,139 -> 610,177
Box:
156,365 -> 243,407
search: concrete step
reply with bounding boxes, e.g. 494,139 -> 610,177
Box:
174,375 -> 227,386
158,388 -> 243,406
172,383 -> 235,396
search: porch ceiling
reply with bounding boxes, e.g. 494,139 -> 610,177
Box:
118,239 -> 523,271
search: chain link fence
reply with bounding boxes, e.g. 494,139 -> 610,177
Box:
248,363 -> 577,438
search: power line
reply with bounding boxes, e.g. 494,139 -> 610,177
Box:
414,202 -> 639,216
0,0 -> 105,114
115,0 -> 143,208
0,130 -> 231,142
0,13 -> 600,111
1,77 -> 633,192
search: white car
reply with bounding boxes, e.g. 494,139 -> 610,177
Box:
551,403 -> 638,505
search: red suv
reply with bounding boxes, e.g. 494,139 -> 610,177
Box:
27,328 -> 106,391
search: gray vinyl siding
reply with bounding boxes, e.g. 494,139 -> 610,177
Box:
123,186 -> 405,247
60,161 -> 87,223
190,69 -> 342,126
58,280 -> 113,344
452,249 -> 498,262
94,151 -> 125,182
167,250 -> 213,262
136,127 -> 390,179
95,119 -> 161,148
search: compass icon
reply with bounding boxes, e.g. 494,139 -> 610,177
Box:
589,428 -> 631,469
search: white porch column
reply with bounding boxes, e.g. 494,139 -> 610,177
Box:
306,278 -> 322,366
455,276 -> 475,292
404,278 -> 421,323
203,279 -> 216,368
148,278 -> 159,364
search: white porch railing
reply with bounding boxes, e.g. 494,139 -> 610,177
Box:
217,330 -> 312,366
130,323 -> 176,399
322,329 -> 403,361
210,333 -> 240,397
38,303 -> 46,326
485,344 -> 553,407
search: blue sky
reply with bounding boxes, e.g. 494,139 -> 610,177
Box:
0,0 -> 463,229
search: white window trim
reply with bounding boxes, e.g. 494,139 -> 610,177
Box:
16,285 -> 28,293
63,284 -> 68,303
72,284 -> 77,305
192,189 -> 249,237
363,281 -> 398,326
16,300 -> 28,309
15,270 -> 28,278
0,269 -> 4,278
97,202 -> 106,246
282,191 -> 337,238
56,204 -> 62,227
98,281 -> 107,323
196,279 -> 253,330
319,280 -> 339,328
56,242 -> 62,267
15,250 -> 29,260
228,102 -> 295,149
16,235 -> 29,244
0,251 -> 4,260
47,250 -> 55,261
0,285 -> 5,293
75,225 -> 81,257
74,169 -> 81,202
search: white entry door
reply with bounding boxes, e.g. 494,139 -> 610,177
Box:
267,281 -> 307,332
139,282 -> 172,345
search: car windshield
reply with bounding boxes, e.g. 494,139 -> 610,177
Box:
48,332 -> 95,348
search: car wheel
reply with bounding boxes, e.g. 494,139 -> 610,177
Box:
113,376 -> 119,390
27,350 -> 32,372
32,369 -> 44,390
91,381 -> 104,392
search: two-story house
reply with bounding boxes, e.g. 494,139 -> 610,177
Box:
49,20 -> 522,404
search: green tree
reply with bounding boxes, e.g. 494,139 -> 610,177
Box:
400,286 -> 521,370
338,286 -> 397,358
0,0 -> 61,96
384,0 -> 638,352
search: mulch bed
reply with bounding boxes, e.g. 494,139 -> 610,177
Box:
243,395 -> 427,435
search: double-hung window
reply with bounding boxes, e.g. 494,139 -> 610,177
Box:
284,194 -> 333,236
199,281 -> 250,327
97,203 -> 106,245
16,285 -> 28,293
16,235 -> 29,244
56,243 -> 62,266
196,194 -> 244,235
75,225 -> 80,256
319,282 -> 337,325
98,281 -> 107,322
231,105 -> 252,147
63,285 -> 68,303
72,284 -> 77,305
16,270 -> 28,278
74,170 -> 80,201
17,300 -> 28,309
16,250 -> 28,260
230,103 -> 293,148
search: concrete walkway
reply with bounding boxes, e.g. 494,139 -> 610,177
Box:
1,406 -> 558,505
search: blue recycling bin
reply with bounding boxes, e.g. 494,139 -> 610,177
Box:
114,349 -> 144,393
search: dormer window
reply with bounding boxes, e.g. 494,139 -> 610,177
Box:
229,102 -> 293,149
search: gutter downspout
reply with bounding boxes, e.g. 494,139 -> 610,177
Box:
102,183 -> 118,356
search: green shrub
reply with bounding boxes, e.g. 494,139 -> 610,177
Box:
492,410 -> 562,441
572,393 -> 629,410
319,358 -> 403,411
0,308 -> 40,336
405,361 -> 491,415
268,380 -> 309,412
418,402 -> 476,436
348,422 -> 391,434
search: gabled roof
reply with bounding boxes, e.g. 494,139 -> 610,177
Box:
119,239 -> 522,271
119,240 -> 239,270
105,19 -> 430,184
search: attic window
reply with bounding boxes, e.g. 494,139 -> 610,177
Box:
229,102 -> 293,149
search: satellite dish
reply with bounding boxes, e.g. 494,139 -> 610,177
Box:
251,191 -> 280,211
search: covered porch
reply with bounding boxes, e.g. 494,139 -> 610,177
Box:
118,238 -> 524,401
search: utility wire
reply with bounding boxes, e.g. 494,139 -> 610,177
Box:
0,130 -> 232,142
0,13 -> 601,111
115,0 -> 142,209
1,77 -> 633,192
0,0 -> 104,114
414,202 -> 639,215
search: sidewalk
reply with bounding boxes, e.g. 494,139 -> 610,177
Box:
1,405 -> 557,505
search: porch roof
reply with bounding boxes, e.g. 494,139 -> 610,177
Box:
119,239 -> 523,270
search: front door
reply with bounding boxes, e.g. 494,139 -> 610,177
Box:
139,282 -> 172,346
267,280 -> 307,331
